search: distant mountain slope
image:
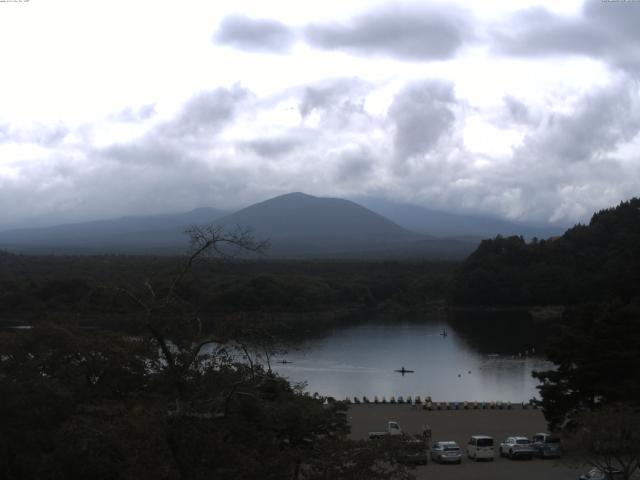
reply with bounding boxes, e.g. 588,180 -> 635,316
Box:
0,207 -> 228,251
0,193 -> 480,259
214,192 -> 425,256
352,197 -> 565,239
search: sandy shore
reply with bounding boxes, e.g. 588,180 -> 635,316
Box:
348,404 -> 581,480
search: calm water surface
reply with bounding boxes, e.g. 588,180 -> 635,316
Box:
272,313 -> 553,402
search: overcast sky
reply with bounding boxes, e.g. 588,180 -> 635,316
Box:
1,0 -> 639,229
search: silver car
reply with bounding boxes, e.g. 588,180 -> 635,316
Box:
499,436 -> 535,459
431,441 -> 462,464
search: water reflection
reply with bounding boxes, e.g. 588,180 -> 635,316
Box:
273,314 -> 552,402
448,309 -> 546,356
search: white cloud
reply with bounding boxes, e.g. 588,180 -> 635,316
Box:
0,0 -> 639,230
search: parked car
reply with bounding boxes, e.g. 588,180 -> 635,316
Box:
499,436 -> 535,459
532,432 -> 561,458
398,438 -> 428,465
578,467 -> 624,480
467,435 -> 495,461
431,441 -> 462,464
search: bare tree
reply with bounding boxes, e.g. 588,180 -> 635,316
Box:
118,225 -> 268,392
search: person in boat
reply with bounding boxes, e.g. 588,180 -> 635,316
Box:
395,367 -> 414,375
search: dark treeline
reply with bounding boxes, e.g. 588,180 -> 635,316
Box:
452,197 -> 640,306
0,253 -> 454,329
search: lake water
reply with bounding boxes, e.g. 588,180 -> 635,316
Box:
272,311 -> 553,403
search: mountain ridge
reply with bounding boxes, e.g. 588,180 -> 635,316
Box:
351,196 -> 565,239
0,207 -> 229,249
0,192 -> 561,259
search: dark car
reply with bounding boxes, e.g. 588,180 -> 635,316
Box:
398,438 -> 428,465
532,432 -> 561,458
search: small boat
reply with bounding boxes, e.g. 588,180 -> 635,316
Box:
278,360 -> 292,364
440,328 -> 448,337
394,367 -> 415,375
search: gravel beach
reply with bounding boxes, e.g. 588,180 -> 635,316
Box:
348,404 -> 581,480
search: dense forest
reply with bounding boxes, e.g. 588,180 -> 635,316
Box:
0,253 -> 453,334
452,198 -> 640,306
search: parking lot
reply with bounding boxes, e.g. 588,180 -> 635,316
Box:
348,404 -> 581,480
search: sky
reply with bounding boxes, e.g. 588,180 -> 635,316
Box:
1,0 -> 639,229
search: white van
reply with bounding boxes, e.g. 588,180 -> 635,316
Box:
467,435 -> 495,461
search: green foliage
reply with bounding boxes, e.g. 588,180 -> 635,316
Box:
453,198 -> 640,306
0,255 -> 455,328
533,302 -> 640,430
561,404 -> 640,480
0,322 -> 413,480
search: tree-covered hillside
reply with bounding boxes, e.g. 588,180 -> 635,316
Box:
453,198 -> 640,306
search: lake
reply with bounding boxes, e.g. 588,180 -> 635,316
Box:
272,310 -> 554,402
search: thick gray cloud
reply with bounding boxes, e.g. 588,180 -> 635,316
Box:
518,79 -> 640,164
99,86 -> 250,168
299,78 -> 369,117
491,0 -> 640,72
2,74 -> 639,230
479,79 -> 640,222
159,86 -> 249,139
99,141 -> 182,167
214,14 -> 296,53
240,136 -> 303,158
388,79 -> 457,160
305,4 -> 472,60
503,96 -> 534,126
333,146 -> 376,183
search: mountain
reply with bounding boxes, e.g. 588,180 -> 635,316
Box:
214,192 -> 413,253
0,193 -> 480,259
212,192 -> 476,259
352,197 -> 565,239
0,207 -> 228,253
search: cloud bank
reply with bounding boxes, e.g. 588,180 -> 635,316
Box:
2,1 -> 640,230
